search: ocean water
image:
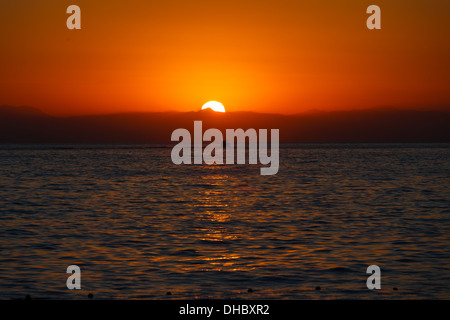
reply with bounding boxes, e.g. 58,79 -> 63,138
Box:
0,143 -> 449,300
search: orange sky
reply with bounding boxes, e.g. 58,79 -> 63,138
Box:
1,0 -> 449,116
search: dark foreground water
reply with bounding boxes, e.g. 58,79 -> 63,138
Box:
0,143 -> 449,299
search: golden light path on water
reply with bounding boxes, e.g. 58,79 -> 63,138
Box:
0,145 -> 449,299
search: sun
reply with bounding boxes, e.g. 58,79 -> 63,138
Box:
201,101 -> 226,112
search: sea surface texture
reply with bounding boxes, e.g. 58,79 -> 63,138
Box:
0,143 -> 449,299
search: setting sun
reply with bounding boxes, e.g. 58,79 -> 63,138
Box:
201,101 -> 226,113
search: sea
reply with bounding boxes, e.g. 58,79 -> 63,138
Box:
0,143 -> 449,299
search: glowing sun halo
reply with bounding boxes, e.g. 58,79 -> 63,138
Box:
201,101 -> 226,112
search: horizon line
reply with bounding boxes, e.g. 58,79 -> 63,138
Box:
2,104 -> 450,118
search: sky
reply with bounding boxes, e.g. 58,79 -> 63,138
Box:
0,0 -> 449,116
